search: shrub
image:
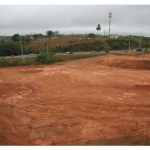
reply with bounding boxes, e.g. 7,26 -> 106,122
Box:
17,59 -> 28,66
9,59 -> 18,66
0,58 -> 31,67
69,40 -> 74,43
0,40 -> 20,56
88,33 -> 96,38
110,42 -> 121,49
0,57 -> 9,67
36,52 -> 54,64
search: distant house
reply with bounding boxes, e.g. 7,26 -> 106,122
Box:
110,34 -> 118,39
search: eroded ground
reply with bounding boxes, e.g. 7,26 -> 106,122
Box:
0,54 -> 150,145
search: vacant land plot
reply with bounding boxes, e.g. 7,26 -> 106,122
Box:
0,54 -> 150,145
27,36 -> 108,49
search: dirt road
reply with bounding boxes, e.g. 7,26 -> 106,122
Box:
0,54 -> 150,145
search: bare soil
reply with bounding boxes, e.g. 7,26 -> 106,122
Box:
0,54 -> 150,145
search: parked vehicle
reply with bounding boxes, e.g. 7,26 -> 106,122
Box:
96,50 -> 100,52
91,51 -> 96,53
136,48 -> 142,51
66,52 -> 73,54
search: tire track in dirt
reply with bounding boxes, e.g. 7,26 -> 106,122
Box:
0,54 -> 150,145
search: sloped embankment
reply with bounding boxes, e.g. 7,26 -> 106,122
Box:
96,55 -> 150,70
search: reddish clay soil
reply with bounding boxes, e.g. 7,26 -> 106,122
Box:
0,54 -> 150,145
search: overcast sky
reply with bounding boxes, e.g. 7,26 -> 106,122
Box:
0,5 -> 150,36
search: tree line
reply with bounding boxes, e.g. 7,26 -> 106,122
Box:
0,30 -> 150,57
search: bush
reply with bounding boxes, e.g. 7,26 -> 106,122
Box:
17,59 -> 28,66
9,59 -> 18,66
0,58 -> 31,67
88,33 -> 96,38
94,46 -> 99,51
110,42 -> 121,49
0,40 -> 20,56
69,40 -> 74,43
36,52 -> 54,64
0,57 -> 9,67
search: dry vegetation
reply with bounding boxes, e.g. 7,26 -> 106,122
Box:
27,36 -> 108,49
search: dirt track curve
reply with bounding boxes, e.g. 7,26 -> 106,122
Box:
0,54 -> 150,145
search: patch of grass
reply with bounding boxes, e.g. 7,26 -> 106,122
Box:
0,57 -> 31,67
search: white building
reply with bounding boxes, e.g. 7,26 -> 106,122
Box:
110,34 -> 118,39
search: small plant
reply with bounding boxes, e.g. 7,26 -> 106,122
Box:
69,40 -> 74,43
17,59 -> 27,66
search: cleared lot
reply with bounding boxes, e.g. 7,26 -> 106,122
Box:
0,54 -> 150,145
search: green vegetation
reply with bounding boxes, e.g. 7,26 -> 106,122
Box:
69,40 -> 74,43
0,57 -> 31,67
36,52 -> 54,64
0,52 -> 103,68
2,33 -> 150,58
110,42 -> 122,49
0,33 -> 150,68
88,33 -> 96,38
46,30 -> 54,41
12,34 -> 20,42
0,40 -> 20,56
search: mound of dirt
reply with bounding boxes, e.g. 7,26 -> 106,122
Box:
97,56 -> 150,70
132,53 -> 150,59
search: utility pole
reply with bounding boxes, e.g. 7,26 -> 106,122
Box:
108,12 -> 112,38
47,42 -> 49,53
129,40 -> 130,54
139,31 -> 142,48
21,36 -> 23,57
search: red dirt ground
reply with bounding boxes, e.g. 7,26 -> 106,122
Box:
0,54 -> 150,145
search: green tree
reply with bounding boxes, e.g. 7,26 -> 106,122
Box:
46,30 -> 53,41
12,34 -> 20,42
0,40 -> 20,56
53,31 -> 59,36
24,36 -> 31,43
110,42 -> 121,49
33,34 -> 38,40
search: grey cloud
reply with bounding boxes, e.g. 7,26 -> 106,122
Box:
0,5 -> 150,36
